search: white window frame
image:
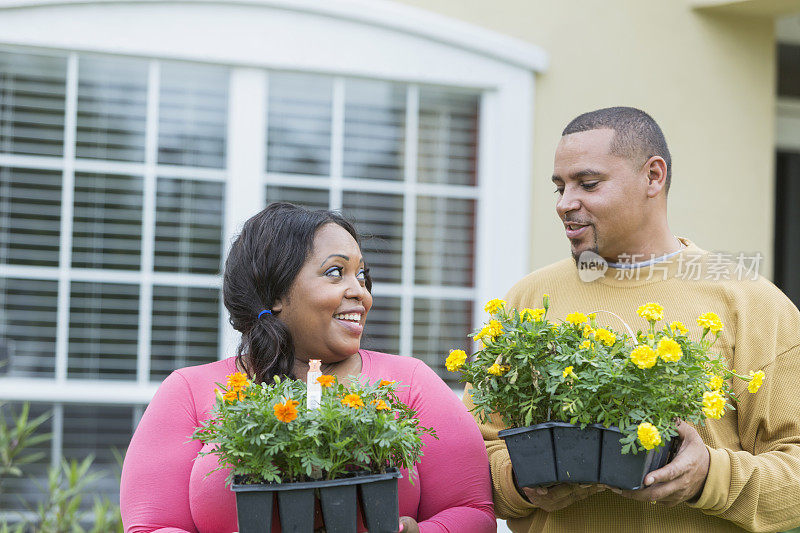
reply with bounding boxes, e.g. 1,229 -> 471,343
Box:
0,0 -> 547,407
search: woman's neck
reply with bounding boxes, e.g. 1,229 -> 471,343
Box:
292,351 -> 362,383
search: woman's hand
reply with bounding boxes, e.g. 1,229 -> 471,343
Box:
399,516 -> 420,532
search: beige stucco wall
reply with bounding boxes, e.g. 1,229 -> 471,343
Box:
396,0 -> 779,278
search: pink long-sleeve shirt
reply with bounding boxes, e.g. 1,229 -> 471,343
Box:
120,350 -> 495,533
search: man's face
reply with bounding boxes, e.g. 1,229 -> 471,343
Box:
552,128 -> 650,262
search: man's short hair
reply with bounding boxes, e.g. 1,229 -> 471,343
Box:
562,107 -> 672,192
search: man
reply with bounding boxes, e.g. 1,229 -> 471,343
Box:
467,107 -> 800,532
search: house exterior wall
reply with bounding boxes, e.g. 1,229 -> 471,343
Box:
397,0 -> 779,278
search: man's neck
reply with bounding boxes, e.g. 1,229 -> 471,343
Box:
603,234 -> 683,265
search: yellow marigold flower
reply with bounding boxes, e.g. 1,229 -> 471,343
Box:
748,370 -> 765,393
475,320 -> 503,342
317,375 -> 336,388
697,312 -> 724,333
657,337 -> 683,362
637,422 -> 662,450
706,375 -> 724,390
487,363 -> 508,376
341,393 -> 364,409
595,328 -> 616,347
565,312 -> 588,325
580,340 -> 592,350
379,380 -> 395,387
630,345 -> 657,369
562,366 -> 575,378
520,308 -> 545,322
670,321 -> 688,335
582,325 -> 595,338
371,399 -> 390,410
226,371 -> 249,392
484,298 -> 506,314
702,390 -> 725,419
445,349 -> 467,372
274,399 -> 299,423
637,302 -> 664,322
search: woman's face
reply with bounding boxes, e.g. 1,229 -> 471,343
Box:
273,223 -> 372,362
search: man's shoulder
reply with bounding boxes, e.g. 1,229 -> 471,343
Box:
505,257 -> 577,303
719,273 -> 800,320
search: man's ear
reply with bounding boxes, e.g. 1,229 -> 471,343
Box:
271,299 -> 283,314
644,156 -> 668,198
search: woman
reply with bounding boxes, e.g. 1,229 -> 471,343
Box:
120,202 -> 496,533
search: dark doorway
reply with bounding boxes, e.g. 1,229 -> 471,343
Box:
775,151 -> 800,308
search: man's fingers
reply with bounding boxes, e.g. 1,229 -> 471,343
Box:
546,483 -> 582,498
521,483 -> 605,512
622,476 -> 690,503
622,482 -> 670,502
643,454 -> 688,486
675,419 -> 692,436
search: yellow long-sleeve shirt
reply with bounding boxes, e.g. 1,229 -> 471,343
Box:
465,239 -> 800,532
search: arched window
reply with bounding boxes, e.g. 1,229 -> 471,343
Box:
0,0 -> 546,510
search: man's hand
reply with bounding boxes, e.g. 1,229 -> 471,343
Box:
619,419 -> 710,507
521,483 -> 605,512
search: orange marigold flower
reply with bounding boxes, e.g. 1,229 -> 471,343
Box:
341,393 -> 364,409
371,399 -> 390,410
379,380 -> 395,387
223,389 -> 239,403
317,375 -> 336,388
226,371 -> 250,392
274,399 -> 299,423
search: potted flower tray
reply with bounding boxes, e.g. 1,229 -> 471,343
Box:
499,422 -> 677,490
449,298 -> 764,492
233,468 -> 402,533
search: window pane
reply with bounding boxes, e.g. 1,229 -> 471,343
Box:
415,196 -> 476,287
77,55 -> 147,162
0,49 -> 67,157
0,402 -> 52,513
0,277 -> 58,378
267,73 -> 332,176
417,88 -> 479,186
412,297 -> 473,386
362,296 -> 400,355
154,178 -> 224,275
68,282 -> 139,380
62,403 -> 133,507
265,185 -> 329,211
158,62 -> 228,168
343,80 -> 405,181
150,285 -> 220,381
72,172 -> 144,270
0,166 -> 62,267
342,191 -> 403,283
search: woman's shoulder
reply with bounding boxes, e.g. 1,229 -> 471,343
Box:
152,358 -> 236,420
360,350 -> 446,390
171,357 -> 236,385
360,349 -> 423,376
